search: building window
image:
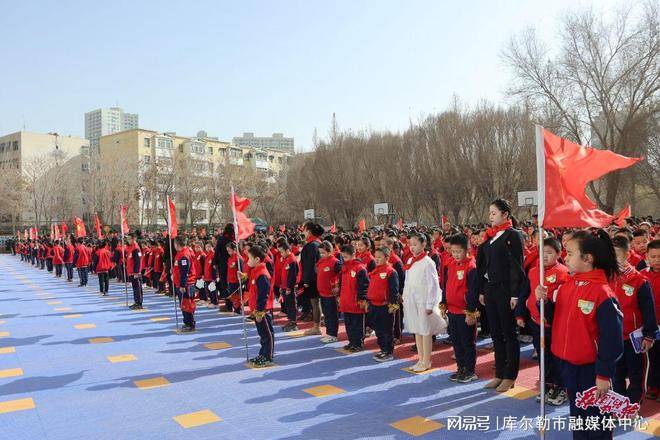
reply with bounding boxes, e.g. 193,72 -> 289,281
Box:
208,147 -> 213,154
12,141 -> 18,151
81,163 -> 90,172
144,138 -> 151,148
144,155 -> 151,163
179,145 -> 184,153
0,143 -> 4,153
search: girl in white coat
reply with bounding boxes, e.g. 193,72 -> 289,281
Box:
403,233 -> 447,372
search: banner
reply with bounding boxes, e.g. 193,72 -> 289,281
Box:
120,205 -> 129,235
167,196 -> 178,238
94,214 -> 103,239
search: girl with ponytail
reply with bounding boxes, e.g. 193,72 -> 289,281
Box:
537,229 -> 624,438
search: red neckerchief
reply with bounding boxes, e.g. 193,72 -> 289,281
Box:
404,251 -> 427,270
484,219 -> 513,240
573,269 -> 608,285
306,235 -> 320,244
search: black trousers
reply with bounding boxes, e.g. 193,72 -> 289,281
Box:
78,267 -> 88,285
46,259 -> 53,272
98,272 -> 109,294
54,264 -> 62,277
281,289 -> 297,322
650,344 -> 659,390
177,285 -> 195,327
613,339 -> 649,404
484,282 -> 520,380
369,304 -> 394,354
557,360 -> 614,439
256,312 -> 275,360
206,281 -> 218,305
344,312 -> 365,348
152,271 -> 162,291
129,275 -> 143,305
529,320 -> 557,386
320,296 -> 339,337
65,263 -> 73,280
448,312 -> 477,373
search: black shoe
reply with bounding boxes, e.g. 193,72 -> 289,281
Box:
449,368 -> 463,382
250,356 -> 273,368
179,325 -> 196,333
457,370 -> 478,383
129,304 -> 142,310
342,344 -> 353,351
348,346 -> 363,353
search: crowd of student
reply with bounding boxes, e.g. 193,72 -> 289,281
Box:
9,198 -> 660,439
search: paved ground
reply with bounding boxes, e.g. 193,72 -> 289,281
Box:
0,254 -> 657,439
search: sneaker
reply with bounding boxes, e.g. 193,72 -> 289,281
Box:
179,326 -> 196,333
248,356 -> 261,364
546,386 -> 559,402
457,371 -> 478,383
548,389 -> 568,406
348,346 -> 363,353
518,334 -> 533,344
304,327 -> 321,336
449,369 -> 463,382
251,357 -> 273,368
321,336 -> 338,344
129,304 -> 141,309
342,344 -> 353,351
372,351 -> 385,361
374,352 -> 394,362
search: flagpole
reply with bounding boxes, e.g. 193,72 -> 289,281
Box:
166,196 -> 180,332
538,225 -> 546,438
121,227 -> 129,307
231,185 -> 250,363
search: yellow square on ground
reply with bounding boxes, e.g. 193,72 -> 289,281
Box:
286,330 -> 308,338
502,386 -> 537,400
63,314 -> 82,319
131,308 -> 148,313
0,368 -> 23,378
107,354 -> 137,363
0,397 -> 36,414
74,324 -> 96,329
0,332 -> 9,338
303,385 -> 346,398
390,416 -> 445,437
173,409 -> 222,428
88,337 -> 114,344
46,301 -> 62,305
54,307 -> 72,312
134,376 -> 170,390
150,317 -> 170,322
203,342 -> 232,350
0,347 -> 16,354
637,419 -> 660,436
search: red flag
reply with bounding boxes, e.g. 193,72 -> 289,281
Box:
54,224 -> 61,240
120,205 -> 129,235
61,222 -> 68,236
279,225 -> 285,233
330,223 -> 336,233
50,224 -> 54,240
230,188 -> 254,240
231,193 -> 251,212
268,225 -> 274,234
358,219 -> 366,233
74,217 -> 86,238
441,215 -> 448,226
397,218 -> 403,229
614,205 -> 631,228
94,214 -> 103,239
536,127 -> 641,228
167,196 -> 178,238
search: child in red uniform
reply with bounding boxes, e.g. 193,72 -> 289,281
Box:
367,247 -> 399,362
611,236 -> 656,407
643,239 -> 660,399
173,236 -> 198,332
516,237 -> 569,405
226,242 -> 242,314
278,242 -> 299,332
339,244 -> 369,352
441,234 -> 479,383
538,230 -> 623,439
96,240 -> 112,296
244,245 -> 275,368
203,242 -> 218,307
317,241 -> 342,343
52,240 -> 64,278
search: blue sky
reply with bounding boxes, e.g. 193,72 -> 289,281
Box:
0,0 -> 619,150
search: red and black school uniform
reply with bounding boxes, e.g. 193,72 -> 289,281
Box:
628,250 -> 647,272
248,262 -> 274,362
125,242 -> 143,307
612,266 -> 656,404
172,246 -> 198,329
641,267 -> 660,398
114,244 -> 125,282
271,247 -> 282,302
226,253 -> 241,313
339,259 -> 369,349
442,257 -> 480,376
317,254 -> 342,338
38,243 -> 46,269
547,269 -> 624,438
96,246 -> 112,295
299,236 -> 321,320
141,246 -> 151,285
366,263 -> 400,355
193,250 -> 206,301
64,242 -> 75,281
389,251 -> 406,342
203,249 -> 218,305
280,253 -> 299,326
52,244 -> 64,277
45,243 -> 54,272
516,261 -> 569,390
151,246 -> 164,292
74,242 -> 90,286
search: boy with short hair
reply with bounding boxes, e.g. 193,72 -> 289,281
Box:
339,244 -> 369,352
244,245 -> 275,368
278,242 -> 299,332
441,234 -> 479,383
367,246 -> 399,362
642,239 -> 660,399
